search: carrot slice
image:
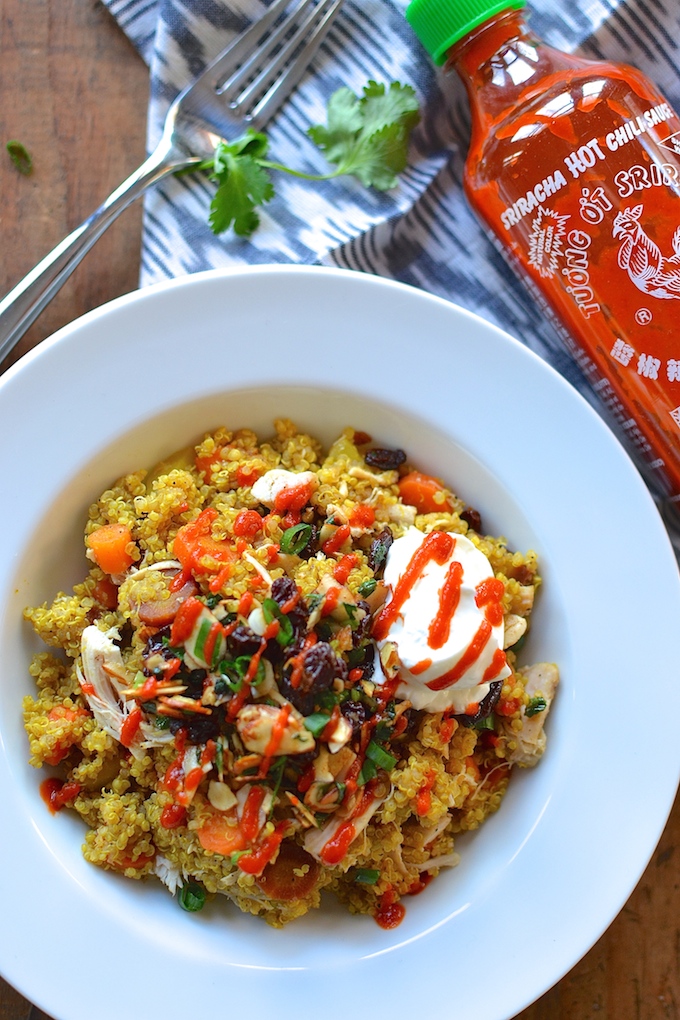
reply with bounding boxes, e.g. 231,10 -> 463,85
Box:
196,810 -> 248,856
256,842 -> 320,901
397,471 -> 454,514
87,523 -> 134,574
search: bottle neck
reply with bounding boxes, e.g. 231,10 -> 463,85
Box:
445,10 -> 585,132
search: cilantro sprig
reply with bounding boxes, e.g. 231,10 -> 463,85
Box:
203,80 -> 419,238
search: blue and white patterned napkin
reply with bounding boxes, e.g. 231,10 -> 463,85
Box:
103,0 -> 680,536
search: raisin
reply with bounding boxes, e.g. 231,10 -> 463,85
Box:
341,700 -> 369,738
364,448 -> 407,470
457,680 -> 503,726
460,507 -> 482,533
226,624 -> 261,658
168,711 -> 220,744
509,563 -> 534,585
179,668 -> 208,700
301,642 -> 346,693
271,576 -> 297,606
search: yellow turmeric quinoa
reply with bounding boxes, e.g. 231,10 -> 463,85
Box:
24,419 -> 558,928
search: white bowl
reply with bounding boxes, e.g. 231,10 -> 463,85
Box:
1,265 -> 678,1020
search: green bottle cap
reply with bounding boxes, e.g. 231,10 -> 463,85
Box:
405,0 -> 526,65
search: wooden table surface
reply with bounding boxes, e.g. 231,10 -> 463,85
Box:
0,2 -> 678,1018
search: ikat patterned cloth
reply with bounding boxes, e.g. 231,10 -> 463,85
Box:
102,0 -> 680,538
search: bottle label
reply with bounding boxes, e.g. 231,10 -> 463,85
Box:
477,80 -> 680,499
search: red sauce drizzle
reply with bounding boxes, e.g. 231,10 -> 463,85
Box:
372,531 -> 454,641
120,706 -> 142,748
241,785 -> 267,842
428,557 -> 463,649
233,509 -> 264,539
375,889 -> 406,930
415,768 -> 436,817
348,503 -> 375,528
274,482 -> 314,528
238,822 -> 287,876
426,620 -> 492,691
322,524 -> 351,555
320,820 -> 357,866
333,552 -> 359,585
483,647 -> 508,681
474,577 -> 505,627
40,778 -> 82,813
170,596 -> 204,645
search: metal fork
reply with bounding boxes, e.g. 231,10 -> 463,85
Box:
0,0 -> 344,364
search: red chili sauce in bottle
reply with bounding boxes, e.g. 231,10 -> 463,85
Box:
406,0 -> 680,509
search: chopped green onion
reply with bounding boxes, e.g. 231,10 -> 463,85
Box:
281,523 -> 312,555
262,598 -> 294,647
473,714 -> 496,731
193,618 -> 212,662
316,690 -> 340,711
161,636 -> 185,658
525,696 -> 547,718
354,868 -> 380,885
365,740 -> 397,771
154,715 -> 170,730
231,655 -> 266,684
6,140 -> 32,175
358,578 -> 377,597
202,592 -> 222,608
303,712 -> 332,736
178,882 -> 206,912
357,758 -> 377,786
342,603 -> 359,629
373,719 -> 392,742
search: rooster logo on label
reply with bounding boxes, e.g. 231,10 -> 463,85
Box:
613,204 -> 680,299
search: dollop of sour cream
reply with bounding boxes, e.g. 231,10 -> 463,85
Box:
373,527 -> 511,714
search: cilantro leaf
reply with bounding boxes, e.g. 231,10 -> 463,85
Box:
202,81 -> 420,237
308,80 -> 419,189
209,132 -> 274,236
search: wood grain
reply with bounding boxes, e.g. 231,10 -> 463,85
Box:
0,0 -> 147,369
0,2 -> 678,1018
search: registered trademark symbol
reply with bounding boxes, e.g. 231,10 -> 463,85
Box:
635,307 -> 653,325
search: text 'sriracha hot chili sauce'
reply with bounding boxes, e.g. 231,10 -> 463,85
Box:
405,0 -> 680,506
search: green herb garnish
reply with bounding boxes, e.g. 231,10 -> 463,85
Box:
472,714 -> 496,731
192,617 -> 212,663
354,868 -> 380,885
357,757 -> 377,786
281,523 -> 312,555
6,140 -> 32,175
303,712 -> 332,736
262,598 -> 294,647
525,696 -> 547,718
357,578 -> 377,597
204,81 -> 419,238
365,740 -> 397,771
178,882 -> 206,912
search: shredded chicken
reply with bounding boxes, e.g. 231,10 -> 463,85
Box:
78,625 -> 173,758
503,662 -> 559,767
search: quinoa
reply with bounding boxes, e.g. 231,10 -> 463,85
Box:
23,419 -> 558,928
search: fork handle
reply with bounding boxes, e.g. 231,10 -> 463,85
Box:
0,144 -> 196,366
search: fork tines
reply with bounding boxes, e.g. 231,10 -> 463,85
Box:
214,0 -> 345,128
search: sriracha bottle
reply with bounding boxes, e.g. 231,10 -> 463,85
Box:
405,0 -> 680,508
